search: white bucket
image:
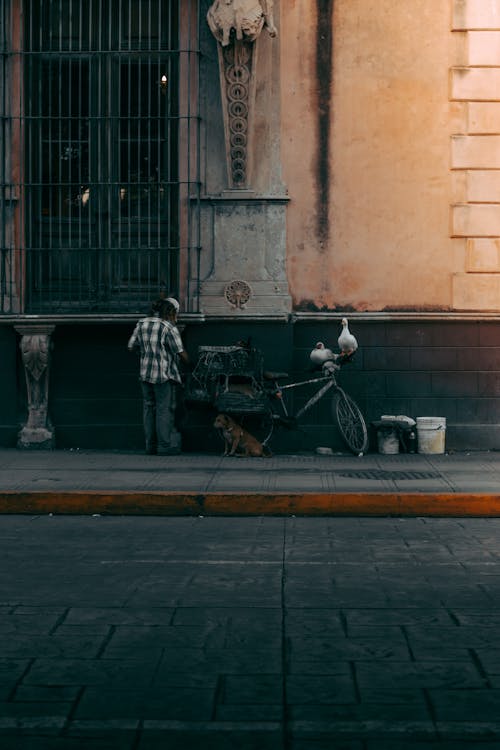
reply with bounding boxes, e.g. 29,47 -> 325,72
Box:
416,417 -> 446,454
377,428 -> 399,454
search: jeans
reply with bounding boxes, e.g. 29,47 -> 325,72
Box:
140,380 -> 179,453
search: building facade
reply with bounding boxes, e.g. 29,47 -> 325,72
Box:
1,0 -> 500,451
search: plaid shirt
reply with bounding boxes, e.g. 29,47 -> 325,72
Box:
128,316 -> 184,384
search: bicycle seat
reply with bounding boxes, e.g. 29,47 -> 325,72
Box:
263,371 -> 288,380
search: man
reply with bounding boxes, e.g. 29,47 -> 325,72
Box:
128,298 -> 189,455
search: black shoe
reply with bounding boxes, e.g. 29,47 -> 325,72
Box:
145,447 -> 157,455
157,448 -> 180,456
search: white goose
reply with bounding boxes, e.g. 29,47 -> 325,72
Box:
338,318 -> 358,355
310,342 -> 338,366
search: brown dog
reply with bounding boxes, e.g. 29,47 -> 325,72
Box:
214,413 -> 268,457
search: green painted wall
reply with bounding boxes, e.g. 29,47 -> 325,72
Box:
1,319 -> 500,452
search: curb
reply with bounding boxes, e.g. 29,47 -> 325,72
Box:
2,491 -> 500,516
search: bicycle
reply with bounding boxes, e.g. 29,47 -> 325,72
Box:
184,344 -> 369,455
259,354 -> 368,455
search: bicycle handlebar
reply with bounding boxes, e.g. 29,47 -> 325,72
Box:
337,351 -> 355,365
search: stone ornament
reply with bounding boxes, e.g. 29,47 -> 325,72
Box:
225,279 -> 252,308
15,326 -> 55,449
223,42 -> 251,185
207,1 -> 277,189
207,0 -> 277,46
21,335 -> 50,383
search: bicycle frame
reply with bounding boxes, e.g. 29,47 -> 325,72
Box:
268,365 -> 368,454
271,371 -> 340,421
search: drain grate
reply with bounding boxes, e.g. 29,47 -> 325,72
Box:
337,470 -> 441,481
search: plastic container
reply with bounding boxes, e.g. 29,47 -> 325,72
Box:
416,417 -> 446,454
377,427 -> 400,454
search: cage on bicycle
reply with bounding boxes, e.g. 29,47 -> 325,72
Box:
214,383 -> 269,415
185,344 -> 267,414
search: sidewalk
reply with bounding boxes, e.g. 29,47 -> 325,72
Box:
1,448 -> 500,515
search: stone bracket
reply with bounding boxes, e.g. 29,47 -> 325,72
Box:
14,324 -> 56,449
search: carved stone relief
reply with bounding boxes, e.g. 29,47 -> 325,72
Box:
225,279 -> 252,308
207,0 -> 277,189
207,1 -> 277,47
15,325 -> 55,449
223,43 -> 252,187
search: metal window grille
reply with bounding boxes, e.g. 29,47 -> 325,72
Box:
0,0 -> 201,315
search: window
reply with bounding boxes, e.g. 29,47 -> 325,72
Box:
1,0 -> 200,314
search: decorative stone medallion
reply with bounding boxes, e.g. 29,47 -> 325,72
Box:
224,279 -> 252,308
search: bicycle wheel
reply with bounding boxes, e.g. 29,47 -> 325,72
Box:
332,389 -> 368,454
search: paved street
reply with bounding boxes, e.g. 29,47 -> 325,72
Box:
2,514 -> 500,748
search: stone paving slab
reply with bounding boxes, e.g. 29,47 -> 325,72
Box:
1,516 -> 500,746
0,449 -> 498,492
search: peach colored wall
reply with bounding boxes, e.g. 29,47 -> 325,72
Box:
281,0 -> 457,311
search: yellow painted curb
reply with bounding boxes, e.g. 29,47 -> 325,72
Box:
1,491 -> 500,516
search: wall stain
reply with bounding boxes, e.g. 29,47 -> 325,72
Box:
381,305 -> 452,313
316,0 -> 334,247
296,300 -> 453,313
295,299 -> 356,313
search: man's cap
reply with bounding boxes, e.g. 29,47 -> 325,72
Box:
165,297 -> 180,312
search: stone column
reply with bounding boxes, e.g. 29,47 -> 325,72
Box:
14,325 -> 55,449
198,1 -> 291,317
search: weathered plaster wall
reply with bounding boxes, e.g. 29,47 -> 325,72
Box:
282,0 -> 457,311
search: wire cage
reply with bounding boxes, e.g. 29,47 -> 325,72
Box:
214,386 -> 269,415
186,344 -> 267,414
